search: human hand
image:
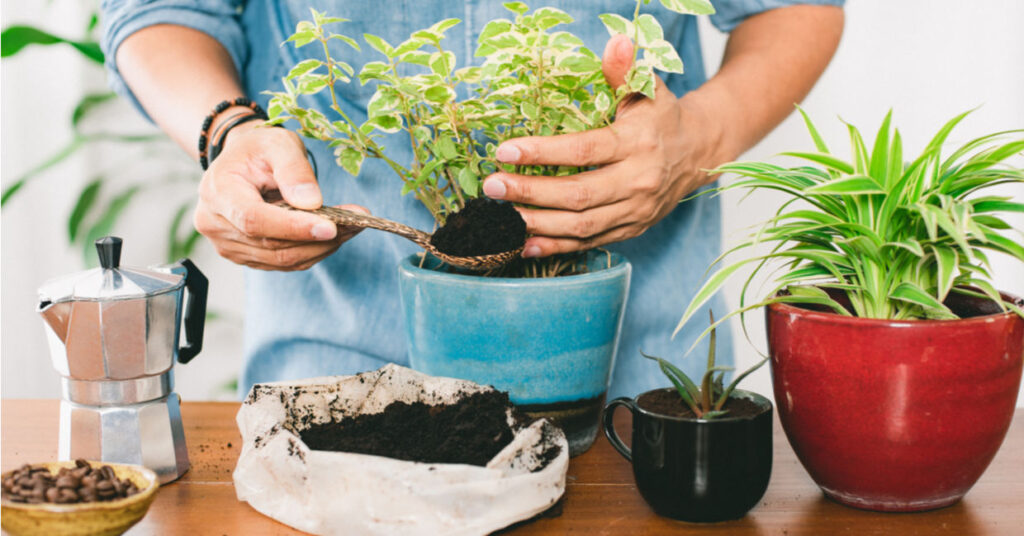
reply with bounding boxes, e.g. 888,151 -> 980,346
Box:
193,118 -> 367,271
481,34 -> 725,257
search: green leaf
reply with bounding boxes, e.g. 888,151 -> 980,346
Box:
780,152 -> 856,175
890,282 -> 957,319
930,245 -> 958,302
339,147 -> 364,176
328,33 -> 361,51
457,166 -> 479,196
658,0 -> 716,15
435,136 -> 458,160
429,51 -> 454,77
598,13 -> 632,36
71,93 -> 117,129
1,136 -> 83,206
68,178 -> 102,242
717,358 -> 768,410
636,14 -> 664,44
641,351 -> 700,406
424,85 -> 455,104
479,20 -> 512,41
286,30 -> 316,48
286,58 -> 321,80
503,2 -> 530,15
795,106 -> 831,154
363,33 -> 395,57
1,25 -> 104,63
430,18 -> 461,35
805,175 -> 884,195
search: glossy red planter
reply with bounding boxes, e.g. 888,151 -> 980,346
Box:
766,291 -> 1024,512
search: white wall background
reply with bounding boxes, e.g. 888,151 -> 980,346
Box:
3,0 -> 1023,406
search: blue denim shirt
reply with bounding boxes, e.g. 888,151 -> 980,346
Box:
101,0 -> 843,399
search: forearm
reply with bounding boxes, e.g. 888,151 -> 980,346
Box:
115,24 -> 248,158
685,5 -> 844,166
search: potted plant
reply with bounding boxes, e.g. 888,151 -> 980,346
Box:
676,109 -> 1024,511
264,0 -> 714,455
603,314 -> 772,522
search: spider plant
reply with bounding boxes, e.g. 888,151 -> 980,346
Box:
675,109 -> 1024,346
644,312 -> 766,419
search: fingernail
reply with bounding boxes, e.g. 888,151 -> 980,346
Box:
523,245 -> 542,258
311,222 -> 336,240
291,184 -> 321,207
483,178 -> 507,199
495,144 -> 521,163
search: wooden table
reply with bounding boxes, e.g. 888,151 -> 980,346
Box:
3,400 -> 1022,535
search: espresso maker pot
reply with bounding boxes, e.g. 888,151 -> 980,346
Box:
37,236 -> 208,483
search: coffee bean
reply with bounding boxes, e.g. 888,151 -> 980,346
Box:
45,487 -> 60,502
96,480 -> 113,492
75,459 -> 90,469
101,466 -> 116,481
3,463 -> 142,505
56,475 -> 77,489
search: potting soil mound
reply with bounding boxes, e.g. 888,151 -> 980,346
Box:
638,388 -> 764,419
299,390 -> 515,466
429,198 -> 527,257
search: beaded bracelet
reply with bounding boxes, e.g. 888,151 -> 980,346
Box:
198,97 -> 267,170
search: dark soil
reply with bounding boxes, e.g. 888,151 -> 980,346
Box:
299,390 -> 515,466
430,197 -> 527,257
637,388 -> 765,420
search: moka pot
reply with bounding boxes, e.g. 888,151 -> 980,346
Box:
37,236 -> 208,483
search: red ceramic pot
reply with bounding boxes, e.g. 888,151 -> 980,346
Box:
766,290 -> 1024,512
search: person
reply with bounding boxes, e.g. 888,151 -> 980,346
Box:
102,0 -> 844,398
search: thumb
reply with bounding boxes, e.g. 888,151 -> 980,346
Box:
273,143 -> 323,210
602,34 -> 635,90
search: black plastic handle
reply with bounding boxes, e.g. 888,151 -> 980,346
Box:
176,258 -> 208,364
95,236 -> 123,269
602,397 -> 636,462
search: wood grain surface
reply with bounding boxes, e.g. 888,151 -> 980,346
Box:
3,399 -> 1021,535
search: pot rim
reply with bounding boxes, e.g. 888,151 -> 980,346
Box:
398,251 -> 631,287
634,387 -> 773,423
767,288 -> 1023,328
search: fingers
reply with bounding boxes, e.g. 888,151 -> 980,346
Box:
602,34 -> 634,89
494,125 -> 633,168
483,162 -> 632,211
522,225 -> 640,258
200,171 -> 339,242
268,135 -> 323,209
196,206 -> 366,271
516,201 -> 641,241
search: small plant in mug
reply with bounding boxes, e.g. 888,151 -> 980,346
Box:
642,312 -> 766,419
265,0 -> 714,275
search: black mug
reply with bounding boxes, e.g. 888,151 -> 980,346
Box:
602,388 -> 773,522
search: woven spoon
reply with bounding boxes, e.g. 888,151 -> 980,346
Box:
278,203 -> 524,270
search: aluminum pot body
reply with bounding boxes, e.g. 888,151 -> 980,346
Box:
766,291 -> 1024,511
398,251 -> 631,456
602,388 -> 773,522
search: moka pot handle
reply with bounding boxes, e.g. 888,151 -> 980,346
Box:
176,258 -> 208,364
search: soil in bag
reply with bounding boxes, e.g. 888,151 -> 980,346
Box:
299,390 -> 516,466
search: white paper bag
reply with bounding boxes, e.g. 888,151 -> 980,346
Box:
233,364 -> 568,535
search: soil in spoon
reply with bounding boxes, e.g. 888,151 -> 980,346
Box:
429,198 -> 527,257
299,390 -> 515,466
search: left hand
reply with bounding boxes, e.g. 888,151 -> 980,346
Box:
482,34 -> 725,257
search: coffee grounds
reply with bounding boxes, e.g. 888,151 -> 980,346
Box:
637,388 -> 765,420
430,198 -> 527,257
299,390 -> 515,466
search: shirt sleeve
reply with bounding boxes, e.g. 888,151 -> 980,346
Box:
709,0 -> 845,33
100,0 -> 249,121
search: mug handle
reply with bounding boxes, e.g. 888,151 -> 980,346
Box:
602,397 -> 636,462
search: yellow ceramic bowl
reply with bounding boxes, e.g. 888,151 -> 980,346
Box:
1,461 -> 159,536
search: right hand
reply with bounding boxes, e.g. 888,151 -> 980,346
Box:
193,120 -> 367,271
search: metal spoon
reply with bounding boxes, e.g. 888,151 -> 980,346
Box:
278,203 -> 524,270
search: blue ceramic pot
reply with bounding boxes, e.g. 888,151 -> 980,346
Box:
398,251 -> 631,455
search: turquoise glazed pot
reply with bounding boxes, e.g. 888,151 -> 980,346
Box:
398,251 -> 631,456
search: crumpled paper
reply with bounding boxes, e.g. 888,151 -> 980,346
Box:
233,364 -> 569,536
